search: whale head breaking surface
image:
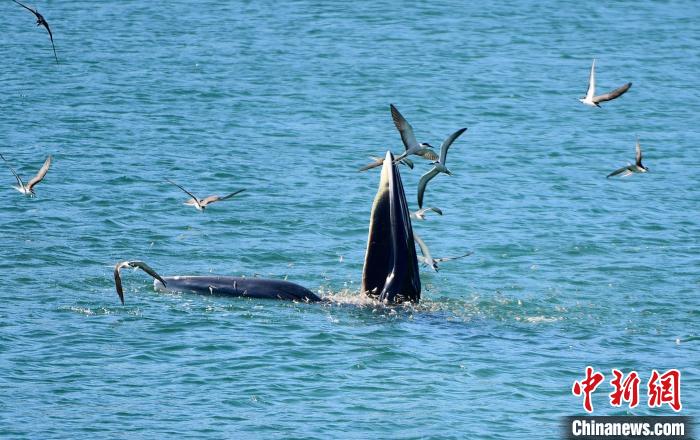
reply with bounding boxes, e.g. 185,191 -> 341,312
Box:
361,151 -> 421,303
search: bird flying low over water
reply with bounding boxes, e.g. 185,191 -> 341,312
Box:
414,233 -> 472,272
359,155 -> 414,172
11,0 -> 58,64
607,137 -> 649,178
417,127 -> 467,209
166,178 -> 246,210
390,104 -> 439,163
579,59 -> 631,107
410,207 -> 443,221
114,261 -> 167,305
0,153 -> 51,197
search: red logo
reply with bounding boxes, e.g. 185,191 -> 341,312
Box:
609,369 -> 640,408
648,369 -> 682,412
572,366 -> 605,413
573,368 -> 682,412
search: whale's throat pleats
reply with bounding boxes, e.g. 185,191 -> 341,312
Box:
361,152 -> 421,303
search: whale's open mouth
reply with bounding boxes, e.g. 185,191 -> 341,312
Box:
361,151 -> 421,303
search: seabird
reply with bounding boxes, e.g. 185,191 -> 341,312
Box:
416,127 -> 467,208
607,137 -> 649,178
359,155 -> 414,172
390,104 -> 439,163
414,233 -> 472,272
579,59 -> 631,107
410,207 -> 443,221
114,260 -> 167,305
0,153 -> 51,197
166,178 -> 246,210
11,0 -> 58,64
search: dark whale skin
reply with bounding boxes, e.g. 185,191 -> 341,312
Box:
155,276 -> 322,302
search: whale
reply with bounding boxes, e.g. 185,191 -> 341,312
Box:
153,275 -> 323,302
117,151 -> 421,305
360,150 -> 421,303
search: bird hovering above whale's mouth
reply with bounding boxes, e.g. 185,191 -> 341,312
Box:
113,151 -> 422,305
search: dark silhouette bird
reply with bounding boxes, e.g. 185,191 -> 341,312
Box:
11,0 -> 58,64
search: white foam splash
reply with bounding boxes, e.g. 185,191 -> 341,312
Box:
518,316 -> 561,324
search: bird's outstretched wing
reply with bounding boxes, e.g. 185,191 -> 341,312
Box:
113,262 -> 127,304
607,165 -> 631,178
593,82 -> 632,104
218,188 -> 246,201
417,206 -> 443,217
416,148 -> 438,161
399,157 -> 414,169
435,251 -> 473,263
166,178 -> 200,206
635,137 -> 643,166
43,21 -> 58,64
359,158 -> 384,171
413,233 -> 432,260
11,0 -> 36,14
114,260 -> 167,305
417,167 -> 439,209
392,155 -> 417,167
0,153 -> 25,188
439,127 -> 467,166
364,156 -> 413,171
198,195 -> 221,206
26,155 -> 51,191
390,104 -> 419,150
200,189 -> 246,206
585,59 -> 596,100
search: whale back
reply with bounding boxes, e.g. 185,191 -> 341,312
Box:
154,276 -> 322,302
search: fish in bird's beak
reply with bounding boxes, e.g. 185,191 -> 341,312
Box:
361,151 -> 421,303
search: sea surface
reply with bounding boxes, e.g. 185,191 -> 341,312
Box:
1,1 -> 698,438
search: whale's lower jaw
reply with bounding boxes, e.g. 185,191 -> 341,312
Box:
155,276 -> 323,302
361,151 -> 421,304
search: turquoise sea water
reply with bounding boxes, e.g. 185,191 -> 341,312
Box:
1,1 -> 698,438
